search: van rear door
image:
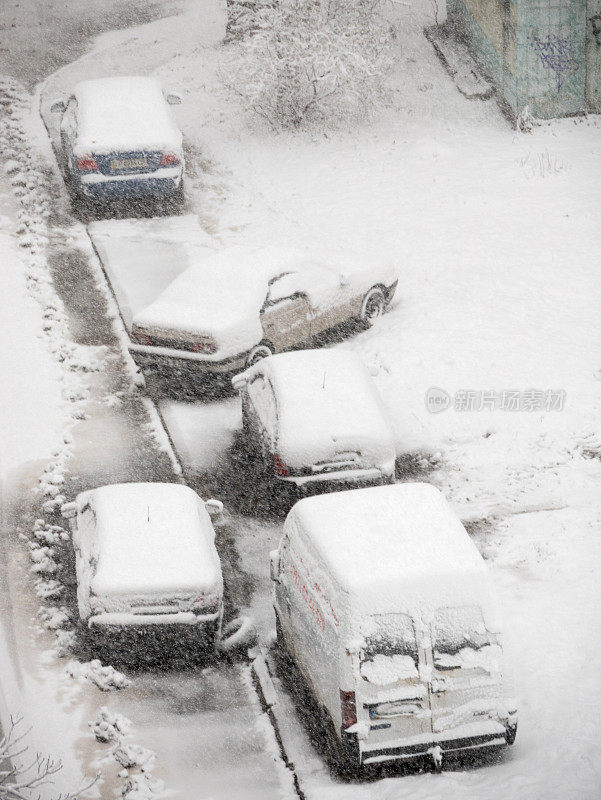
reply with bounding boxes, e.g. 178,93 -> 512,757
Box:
426,606 -> 507,749
358,614 -> 432,760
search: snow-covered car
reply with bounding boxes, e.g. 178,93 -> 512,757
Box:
129,246 -> 398,373
61,483 -> 224,643
232,349 -> 396,492
50,76 -> 184,201
270,483 -> 518,772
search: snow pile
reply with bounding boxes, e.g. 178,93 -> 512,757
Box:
90,707 -> 131,743
67,659 -> 131,692
433,643 -> 502,673
238,349 -> 396,470
81,483 -> 222,599
90,708 -> 165,800
360,654 -> 418,685
289,482 -> 497,620
73,76 -> 182,156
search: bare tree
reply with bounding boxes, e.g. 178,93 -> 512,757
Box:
0,716 -> 96,800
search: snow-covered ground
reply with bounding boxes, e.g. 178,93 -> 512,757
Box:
1,0 -> 599,798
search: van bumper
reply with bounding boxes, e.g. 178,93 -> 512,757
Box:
88,609 -> 221,628
360,721 -> 509,766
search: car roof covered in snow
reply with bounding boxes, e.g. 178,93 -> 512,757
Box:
77,482 -> 222,597
237,349 -> 395,466
73,76 -> 182,155
287,483 -> 496,621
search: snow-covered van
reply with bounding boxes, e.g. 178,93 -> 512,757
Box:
232,349 -> 396,492
62,483 -> 224,643
50,76 -> 184,200
270,483 -> 517,771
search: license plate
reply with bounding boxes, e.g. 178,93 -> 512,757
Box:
111,157 -> 147,171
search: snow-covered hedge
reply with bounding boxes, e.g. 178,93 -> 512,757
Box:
224,0 -> 394,128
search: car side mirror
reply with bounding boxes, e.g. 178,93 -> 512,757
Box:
164,91 -> 182,105
61,501 -> 77,519
205,498 -> 224,522
269,549 -> 280,582
50,99 -> 66,114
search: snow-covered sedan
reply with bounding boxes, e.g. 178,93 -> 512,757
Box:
129,246 -> 398,373
232,349 -> 396,493
61,483 -> 224,644
50,76 -> 184,201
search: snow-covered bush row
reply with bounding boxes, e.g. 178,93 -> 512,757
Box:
223,0 -> 395,128
90,708 -> 165,799
0,77 -> 106,513
67,659 -> 131,692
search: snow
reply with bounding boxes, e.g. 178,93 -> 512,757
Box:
0,0 -> 596,797
77,482 -> 222,599
73,76 -> 182,156
88,215 -> 216,330
289,482 -> 497,620
237,348 -> 396,469
360,654 -> 419,685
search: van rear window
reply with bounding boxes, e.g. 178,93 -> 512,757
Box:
361,611 -> 417,658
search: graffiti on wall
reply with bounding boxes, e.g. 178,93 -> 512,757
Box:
530,33 -> 580,92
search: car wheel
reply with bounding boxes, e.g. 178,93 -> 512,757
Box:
245,342 -> 273,368
360,287 -> 386,328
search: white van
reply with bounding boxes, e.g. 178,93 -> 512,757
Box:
62,483 -> 224,644
270,483 -> 517,771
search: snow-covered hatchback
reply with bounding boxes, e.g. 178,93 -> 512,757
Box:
129,246 -> 398,373
61,483 -> 224,643
50,76 -> 184,201
232,349 -> 396,493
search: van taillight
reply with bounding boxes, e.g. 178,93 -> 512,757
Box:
76,155 -> 98,171
273,454 -> 289,478
340,690 -> 357,729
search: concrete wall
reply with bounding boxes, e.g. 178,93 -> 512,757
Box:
448,0 -> 589,118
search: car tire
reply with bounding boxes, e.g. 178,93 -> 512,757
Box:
360,287 -> 386,328
505,722 -> 518,745
324,718 -> 361,778
245,342 -> 274,368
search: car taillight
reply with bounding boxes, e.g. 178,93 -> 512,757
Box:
191,338 -> 217,354
160,153 -> 180,165
131,331 -> 152,346
340,690 -> 357,729
76,155 -> 98,171
180,595 -> 219,614
273,454 -> 289,478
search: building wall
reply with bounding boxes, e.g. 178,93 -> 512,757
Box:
517,0 -> 587,117
448,0 -> 589,118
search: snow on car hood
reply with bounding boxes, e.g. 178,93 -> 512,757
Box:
133,262 -> 270,358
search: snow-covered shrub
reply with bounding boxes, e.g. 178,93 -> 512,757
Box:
224,0 -> 394,128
